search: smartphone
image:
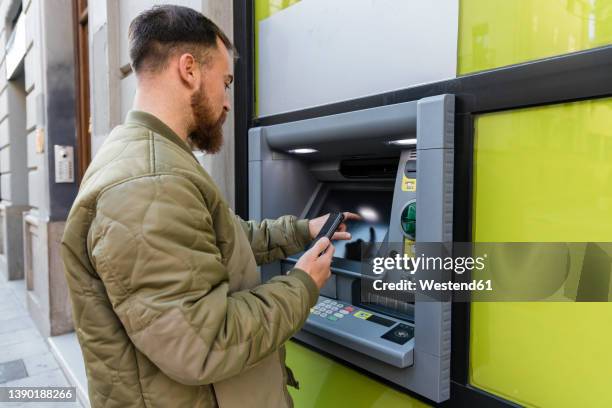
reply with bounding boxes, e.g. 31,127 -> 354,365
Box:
312,212 -> 345,243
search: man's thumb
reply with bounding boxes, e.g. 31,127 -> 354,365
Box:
309,237 -> 331,255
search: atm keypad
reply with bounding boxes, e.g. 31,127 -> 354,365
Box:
311,299 -> 397,326
311,298 -> 416,350
311,298 -> 415,348
311,299 -> 352,320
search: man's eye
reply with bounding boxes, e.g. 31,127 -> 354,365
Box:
225,83 -> 231,90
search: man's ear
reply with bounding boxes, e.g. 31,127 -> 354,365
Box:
177,53 -> 199,90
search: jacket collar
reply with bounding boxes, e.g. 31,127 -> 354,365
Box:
125,110 -> 197,160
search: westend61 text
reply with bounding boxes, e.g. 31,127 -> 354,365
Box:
372,279 -> 493,292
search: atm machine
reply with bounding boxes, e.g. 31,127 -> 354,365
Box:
248,94 -> 454,403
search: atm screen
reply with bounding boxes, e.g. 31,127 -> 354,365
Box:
313,188 -> 393,260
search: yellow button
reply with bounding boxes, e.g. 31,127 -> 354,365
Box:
353,311 -> 373,319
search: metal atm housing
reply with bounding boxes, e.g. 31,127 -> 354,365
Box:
248,95 -> 454,403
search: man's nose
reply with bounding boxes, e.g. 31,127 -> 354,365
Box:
223,95 -> 231,113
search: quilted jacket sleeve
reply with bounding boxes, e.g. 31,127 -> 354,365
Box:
87,174 -> 319,386
238,216 -> 312,265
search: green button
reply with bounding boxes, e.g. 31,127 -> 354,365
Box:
327,316 -> 338,321
401,202 -> 416,238
406,202 -> 416,220
402,221 -> 415,236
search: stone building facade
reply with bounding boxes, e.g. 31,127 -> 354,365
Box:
0,1 -> 235,405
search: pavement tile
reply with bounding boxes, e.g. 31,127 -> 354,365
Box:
3,369 -> 70,387
0,308 -> 29,321
2,281 -> 27,311
0,287 -> 13,295
0,318 -> 34,335
0,339 -> 49,364
0,280 -> 81,407
0,296 -> 21,310
0,329 -> 41,348
0,359 -> 28,383
22,352 -> 60,377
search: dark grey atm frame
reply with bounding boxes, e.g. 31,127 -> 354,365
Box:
233,3 -> 612,405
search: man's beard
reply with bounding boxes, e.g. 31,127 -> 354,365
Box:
188,87 -> 226,154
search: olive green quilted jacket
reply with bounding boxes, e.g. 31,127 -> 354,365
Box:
61,111 -> 319,408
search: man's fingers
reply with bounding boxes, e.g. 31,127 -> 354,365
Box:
321,243 -> 335,262
343,211 -> 362,221
331,231 -> 351,241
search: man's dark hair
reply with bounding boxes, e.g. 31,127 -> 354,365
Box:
128,5 -> 233,74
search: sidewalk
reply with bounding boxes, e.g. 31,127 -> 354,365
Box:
0,278 -> 82,407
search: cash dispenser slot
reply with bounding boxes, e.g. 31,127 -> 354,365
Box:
339,157 -> 400,179
249,95 -> 454,403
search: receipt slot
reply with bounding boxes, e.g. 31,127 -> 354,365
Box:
249,95 -> 454,402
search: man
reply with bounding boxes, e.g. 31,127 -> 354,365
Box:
61,5 -> 357,408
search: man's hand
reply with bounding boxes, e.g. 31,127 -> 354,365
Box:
295,238 -> 335,289
308,212 -> 362,241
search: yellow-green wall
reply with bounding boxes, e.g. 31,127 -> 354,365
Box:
463,2 -> 612,406
471,98 -> 612,407
255,0 -> 301,21
459,0 -> 612,74
286,342 -> 430,408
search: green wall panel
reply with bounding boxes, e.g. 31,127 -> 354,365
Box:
459,0 -> 612,74
286,341 -> 430,408
255,0 -> 301,22
471,98 -> 612,407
